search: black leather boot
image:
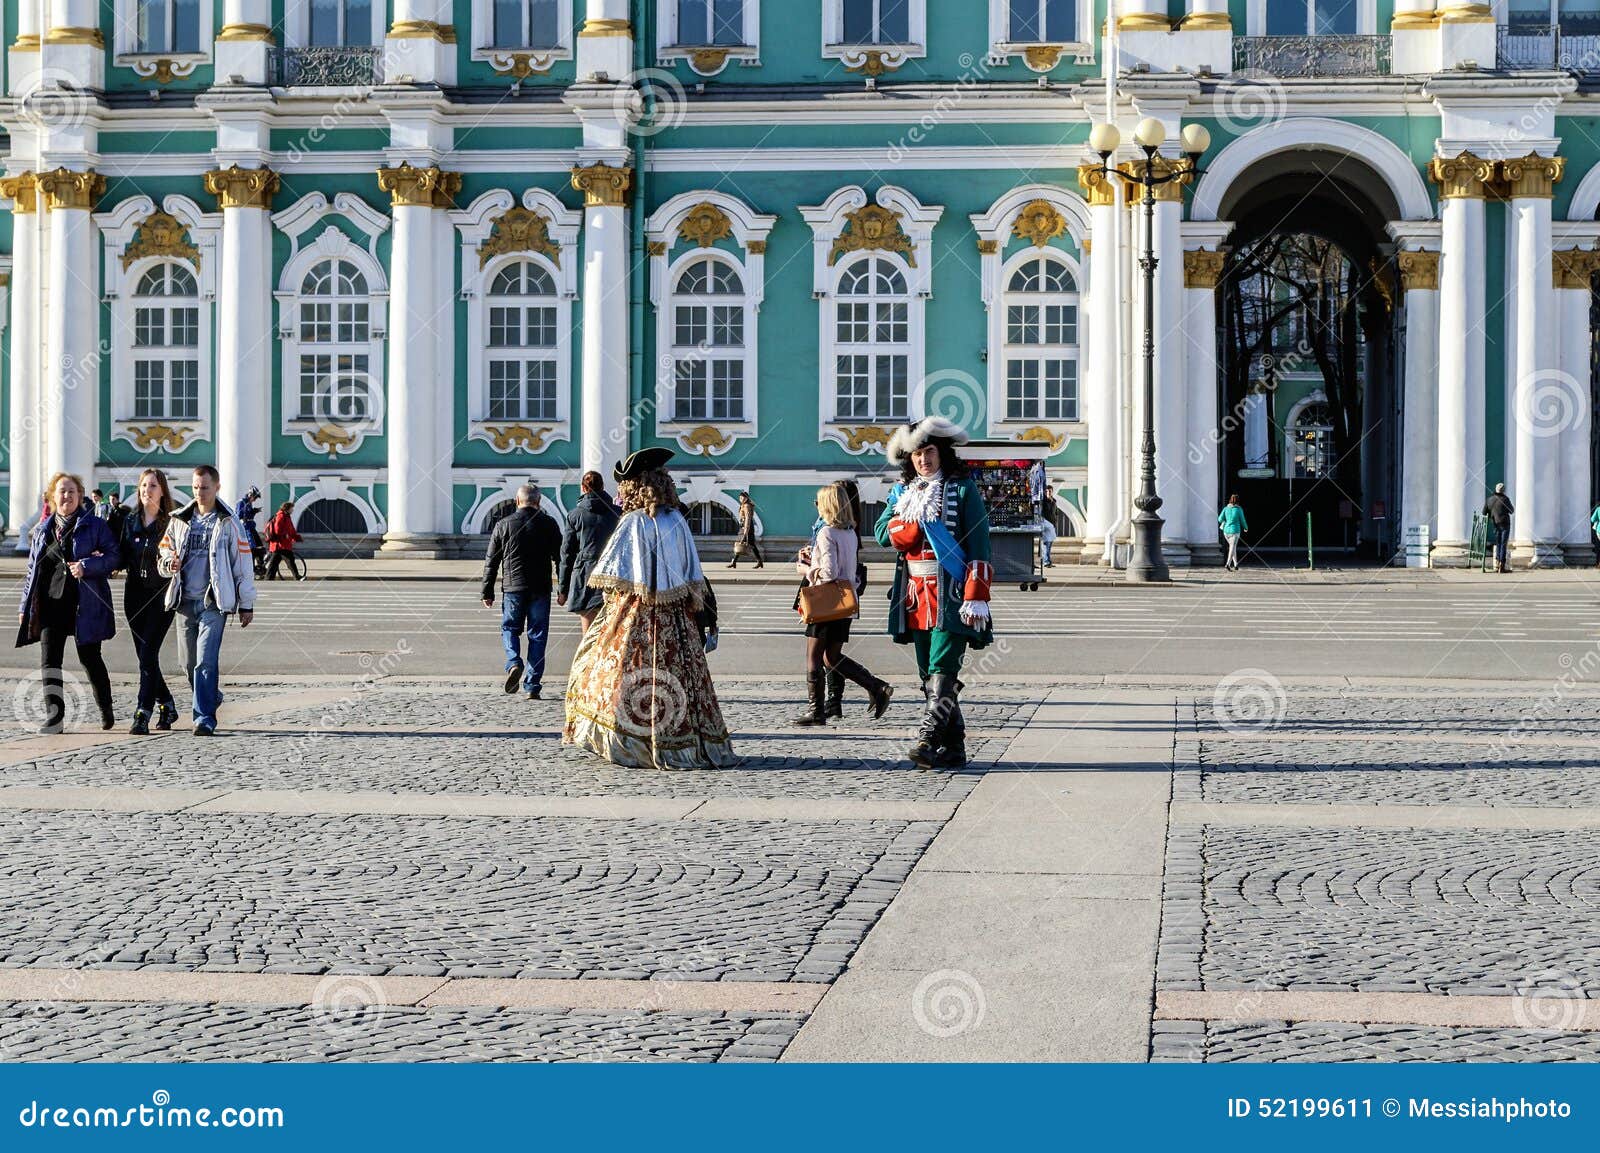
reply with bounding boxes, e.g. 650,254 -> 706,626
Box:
830,656 -> 894,720
824,669 -> 845,720
934,683 -> 968,768
792,672 -> 827,726
908,674 -> 957,767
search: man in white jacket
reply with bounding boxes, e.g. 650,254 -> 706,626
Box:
159,465 -> 256,735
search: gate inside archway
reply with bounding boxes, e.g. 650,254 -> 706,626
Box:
1216,165 -> 1402,559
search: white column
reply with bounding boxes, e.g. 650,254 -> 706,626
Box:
1152,191 -> 1188,561
204,166 -> 278,510
1429,153 -> 1492,565
1183,249 -> 1224,564
1078,166 -> 1120,564
41,0 -> 102,86
575,0 -> 634,79
3,174 -> 39,547
216,0 -> 273,87
573,164 -> 633,481
433,206 -> 458,537
38,168 -> 101,486
10,0 -> 41,93
377,165 -> 458,554
1397,249 -> 1440,561
1556,249 -> 1597,566
384,0 -> 454,85
1506,155 -> 1565,567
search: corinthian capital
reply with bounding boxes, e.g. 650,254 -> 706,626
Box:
203,165 -> 280,209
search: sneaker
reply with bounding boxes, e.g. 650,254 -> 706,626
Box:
503,664 -> 524,694
192,722 -> 215,737
155,702 -> 177,731
129,711 -> 150,736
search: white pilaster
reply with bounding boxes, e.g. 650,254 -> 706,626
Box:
39,168 -> 101,487
1182,240 -> 1228,565
41,0 -> 103,88
1556,247 -> 1598,566
216,0 -> 274,87
1079,167 -> 1120,564
1428,153 -> 1493,566
1152,196 -> 1188,562
205,166 -> 279,509
3,174 -> 40,546
575,0 -> 633,81
384,0 -> 456,86
1393,244 -> 1440,563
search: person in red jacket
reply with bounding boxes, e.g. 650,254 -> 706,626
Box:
263,502 -> 305,581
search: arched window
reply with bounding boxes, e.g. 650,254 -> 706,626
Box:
834,255 -> 910,423
298,496 -> 370,535
670,257 -> 749,422
487,260 -> 560,422
1288,400 -> 1333,478
1002,254 -> 1079,422
686,501 -> 741,536
132,264 -> 201,421
296,258 -> 374,425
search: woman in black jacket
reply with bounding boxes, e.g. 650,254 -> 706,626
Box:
557,471 -> 621,632
120,468 -> 178,734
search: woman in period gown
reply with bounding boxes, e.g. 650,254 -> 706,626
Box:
562,449 -> 736,770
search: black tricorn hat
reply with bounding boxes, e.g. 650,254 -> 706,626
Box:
614,447 -> 674,482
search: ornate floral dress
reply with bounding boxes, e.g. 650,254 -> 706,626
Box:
562,506 -> 735,770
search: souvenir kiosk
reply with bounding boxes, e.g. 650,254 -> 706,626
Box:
957,441 -> 1050,591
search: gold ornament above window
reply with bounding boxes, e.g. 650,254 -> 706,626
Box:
121,210 -> 201,270
1014,426 -> 1067,451
830,204 -> 914,266
127,423 -> 194,451
478,207 -> 560,268
841,425 -> 892,451
682,425 -> 733,456
677,202 -> 734,249
483,424 -> 552,453
844,49 -> 899,76
1011,200 -> 1069,248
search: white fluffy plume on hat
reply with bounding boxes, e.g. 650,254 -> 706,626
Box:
886,416 -> 969,466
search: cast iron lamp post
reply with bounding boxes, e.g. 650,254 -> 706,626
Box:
1087,118 -> 1210,583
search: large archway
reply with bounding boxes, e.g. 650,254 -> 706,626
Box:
1212,153 -> 1407,559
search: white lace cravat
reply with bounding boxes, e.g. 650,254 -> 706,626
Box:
895,473 -> 944,525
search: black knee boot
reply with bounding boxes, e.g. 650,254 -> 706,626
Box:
824,669 -> 845,720
908,674 -> 958,767
829,656 -> 893,720
792,671 -> 827,726
935,681 -> 968,768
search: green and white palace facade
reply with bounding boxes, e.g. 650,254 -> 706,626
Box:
3,0 -> 1600,562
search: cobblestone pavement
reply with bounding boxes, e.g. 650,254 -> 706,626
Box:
0,1002 -> 800,1062
0,678 -> 1040,1061
1163,686 -> 1600,1062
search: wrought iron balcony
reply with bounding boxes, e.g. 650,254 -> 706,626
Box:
1232,35 -> 1392,77
1497,24 -> 1600,71
270,45 -> 383,87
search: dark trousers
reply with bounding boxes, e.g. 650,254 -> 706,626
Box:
38,595 -> 112,728
265,549 -> 298,579
125,579 -> 174,714
1492,525 -> 1511,568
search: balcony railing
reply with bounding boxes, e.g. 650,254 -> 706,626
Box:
269,45 -> 383,87
1497,24 -> 1600,70
1232,34 -> 1392,77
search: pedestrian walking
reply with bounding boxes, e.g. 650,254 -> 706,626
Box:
89,489 -> 110,521
16,473 -> 119,733
792,483 -> 892,726
482,484 -> 562,699
119,469 -> 178,734
158,465 -> 257,736
564,448 -> 735,769
104,492 -> 129,537
728,491 -> 764,568
820,479 -> 868,721
557,470 -> 621,634
1218,495 -> 1248,571
877,417 -> 994,769
1484,483 -> 1514,573
1038,484 -> 1058,568
264,502 -> 304,581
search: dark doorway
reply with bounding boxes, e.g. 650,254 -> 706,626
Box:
298,497 -> 368,536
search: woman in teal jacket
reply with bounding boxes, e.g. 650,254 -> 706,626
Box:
1218,496 -> 1248,572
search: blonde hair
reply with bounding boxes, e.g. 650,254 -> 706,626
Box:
817,483 -> 854,530
43,472 -> 85,509
617,468 -> 680,516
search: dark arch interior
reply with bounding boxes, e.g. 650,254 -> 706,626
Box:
298,498 -> 368,536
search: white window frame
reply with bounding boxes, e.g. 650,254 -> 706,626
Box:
285,0 -> 387,48
656,0 -> 760,74
830,253 -> 916,426
482,260 -> 564,425
1246,0 -> 1375,35
113,0 -> 213,80
987,0 -> 1093,69
272,192 -> 391,458
1282,388 -> 1332,479
646,190 -> 776,458
822,0 -> 927,70
472,0 -> 574,74
98,195 -> 220,452
664,253 -> 755,425
451,188 -> 581,454
996,249 -> 1082,425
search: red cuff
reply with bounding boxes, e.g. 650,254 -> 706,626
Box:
887,519 -> 923,552
963,560 -> 992,602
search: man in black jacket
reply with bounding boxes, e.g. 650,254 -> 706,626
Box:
1483,483 -> 1514,574
482,484 -> 563,698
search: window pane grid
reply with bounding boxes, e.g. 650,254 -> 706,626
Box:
1001,256 -> 1080,422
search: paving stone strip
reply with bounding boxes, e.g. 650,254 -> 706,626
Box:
1151,1020 -> 1600,1063
1155,989 -> 1600,1031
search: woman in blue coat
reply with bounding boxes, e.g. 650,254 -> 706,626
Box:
16,473 -> 120,732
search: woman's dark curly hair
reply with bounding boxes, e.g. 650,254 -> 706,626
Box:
896,437 -> 969,483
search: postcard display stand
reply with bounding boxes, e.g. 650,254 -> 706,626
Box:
957,441 -> 1050,591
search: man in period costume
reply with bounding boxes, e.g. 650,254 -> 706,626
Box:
875,417 -> 993,769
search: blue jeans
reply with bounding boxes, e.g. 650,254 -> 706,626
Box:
501,591 -> 550,692
1492,525 -> 1511,567
178,597 -> 227,728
